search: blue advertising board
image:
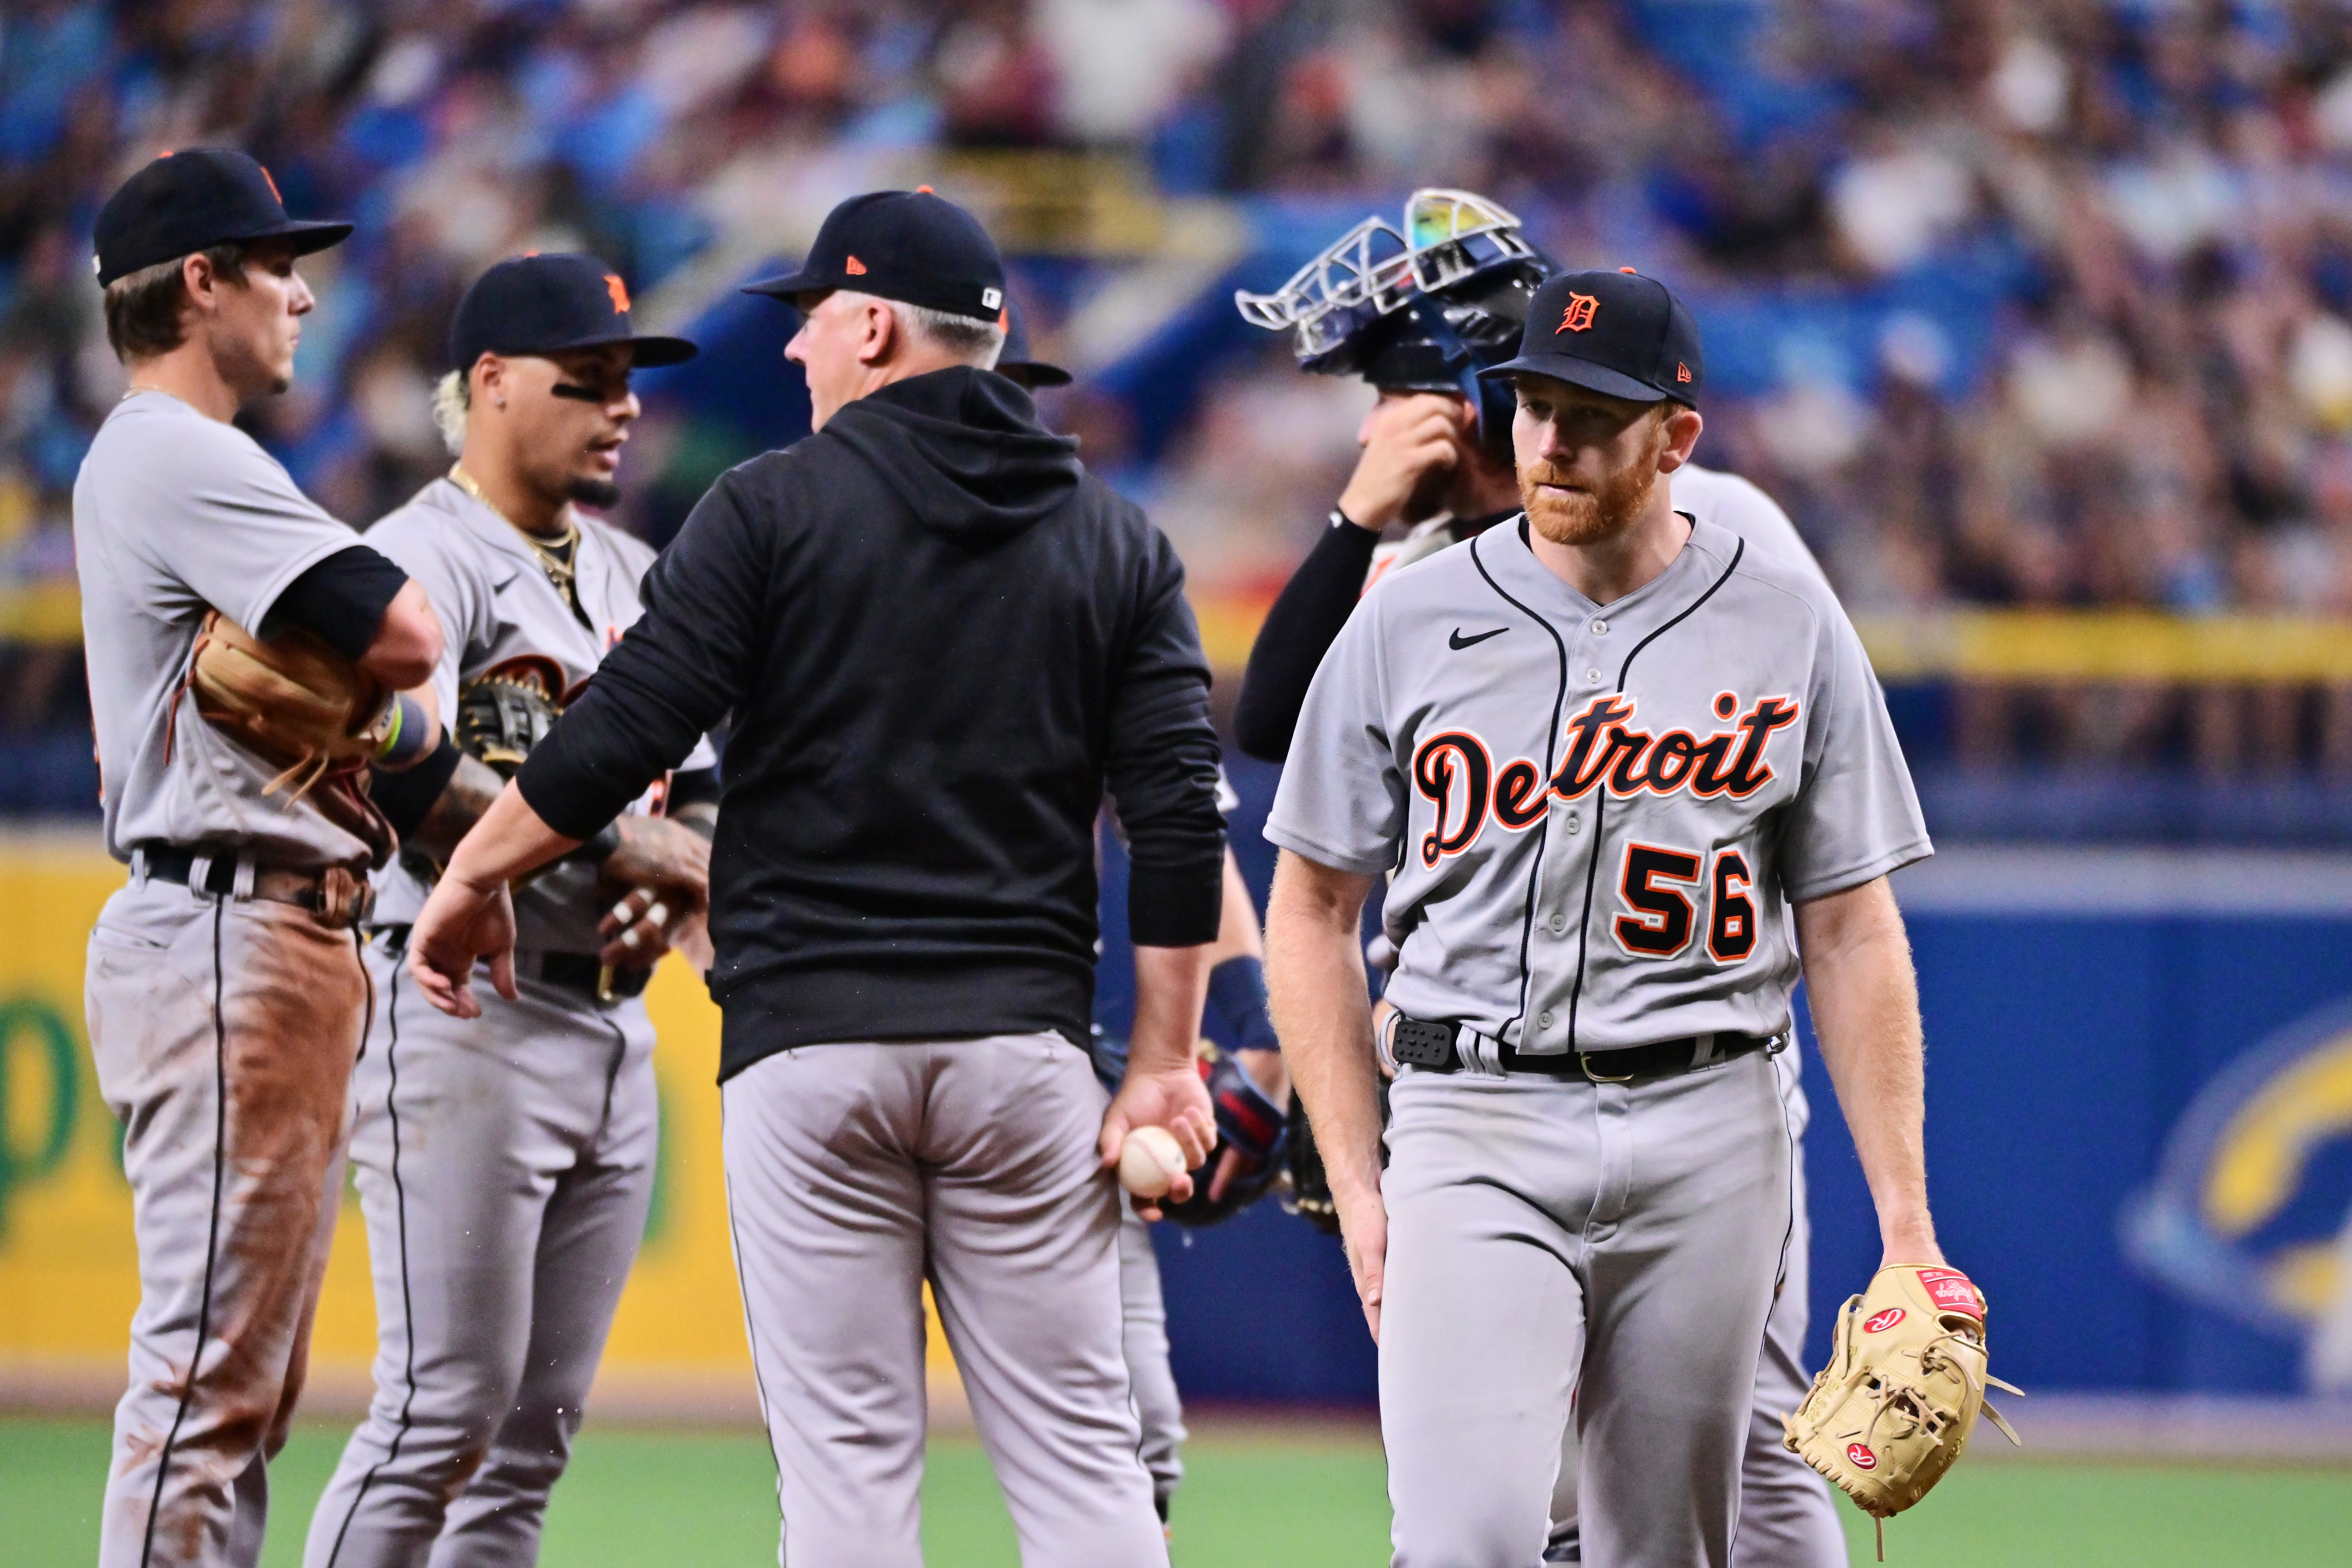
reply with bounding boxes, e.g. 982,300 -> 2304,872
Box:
1098,763 -> 2352,1405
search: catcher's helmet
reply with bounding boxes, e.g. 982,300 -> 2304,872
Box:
1235,189 -> 1552,448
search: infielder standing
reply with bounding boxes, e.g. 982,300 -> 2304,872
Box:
75,150 -> 443,1567
1236,194 -> 1847,1565
1265,267 -> 1955,1567
402,191 -> 1222,1568
305,255 -> 711,1568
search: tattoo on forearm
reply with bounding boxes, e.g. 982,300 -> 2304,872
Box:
405,753 -> 507,861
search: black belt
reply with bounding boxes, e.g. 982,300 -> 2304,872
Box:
373,925 -> 652,1004
137,844 -> 375,929
1391,1013 -> 1778,1083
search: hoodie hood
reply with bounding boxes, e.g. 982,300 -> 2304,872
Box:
823,365 -> 1082,544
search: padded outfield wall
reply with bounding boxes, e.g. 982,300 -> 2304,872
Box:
5,820 -> 2352,1412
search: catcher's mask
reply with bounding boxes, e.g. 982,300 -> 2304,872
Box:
1235,188 -> 1552,453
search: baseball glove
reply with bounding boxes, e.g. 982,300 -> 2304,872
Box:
1281,1096 -> 1342,1234
184,611 -> 396,866
1162,1042 -> 1289,1227
1783,1265 -> 2021,1556
456,667 -> 563,775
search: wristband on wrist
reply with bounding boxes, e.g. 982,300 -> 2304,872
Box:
1207,954 -> 1280,1053
374,693 -> 437,770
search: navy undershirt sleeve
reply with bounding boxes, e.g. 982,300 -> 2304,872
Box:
1232,518 -> 1381,763
257,544 -> 410,660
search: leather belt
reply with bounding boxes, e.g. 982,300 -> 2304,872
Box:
1389,1013 -> 1779,1084
372,926 -> 651,1004
136,845 -> 375,930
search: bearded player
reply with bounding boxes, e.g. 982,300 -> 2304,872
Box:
1235,192 -> 1847,1565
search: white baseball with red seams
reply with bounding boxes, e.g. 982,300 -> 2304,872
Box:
1116,1125 -> 1188,1199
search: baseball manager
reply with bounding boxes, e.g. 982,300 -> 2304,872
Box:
1265,268 -> 1956,1567
403,190 -> 1222,1568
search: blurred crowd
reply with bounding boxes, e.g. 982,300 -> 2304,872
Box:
6,0 -> 2352,774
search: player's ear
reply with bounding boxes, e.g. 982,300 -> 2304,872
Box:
862,298 -> 898,367
1657,403 -> 1704,473
472,353 -> 508,413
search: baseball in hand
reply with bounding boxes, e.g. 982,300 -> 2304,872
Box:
1117,1125 -> 1189,1199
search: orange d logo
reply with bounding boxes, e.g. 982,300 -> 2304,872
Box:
604,273 -> 631,314
1557,293 -> 1600,333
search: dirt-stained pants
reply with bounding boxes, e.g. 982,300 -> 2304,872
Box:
87,873 -> 367,1568
721,1033 -> 1169,1568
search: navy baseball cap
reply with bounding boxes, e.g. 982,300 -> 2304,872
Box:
1482,268 -> 1703,407
997,297 -> 1070,388
94,148 -> 351,288
448,254 -> 697,373
743,189 -> 1008,325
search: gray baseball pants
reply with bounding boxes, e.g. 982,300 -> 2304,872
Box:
86,875 -> 369,1568
1119,1206 -> 1186,1518
305,944 -> 656,1568
721,1032 -> 1169,1568
1380,1048 -> 1790,1568
1550,1048 -> 1844,1566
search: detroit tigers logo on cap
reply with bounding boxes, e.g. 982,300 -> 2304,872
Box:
1558,293 -> 1600,333
1863,1307 -> 1906,1333
604,273 -> 631,314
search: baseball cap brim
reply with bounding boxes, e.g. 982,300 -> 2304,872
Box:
741,268 -> 826,300
1001,359 -> 1072,388
240,217 -> 354,257
513,326 -> 700,368
1480,353 -> 1674,404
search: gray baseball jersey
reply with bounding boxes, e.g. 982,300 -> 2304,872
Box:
1347,466 -> 1851,1565
309,478 -> 693,1568
74,389 -> 377,866
77,389 -> 382,1566
362,476 -> 714,953
1269,513 -> 1928,1054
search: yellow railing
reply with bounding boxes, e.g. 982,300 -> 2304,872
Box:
1195,597 -> 2352,682
0,583 -> 82,646
1852,611 -> 2352,683
15,582 -> 2352,682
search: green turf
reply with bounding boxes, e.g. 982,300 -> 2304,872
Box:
5,1414 -> 2348,1565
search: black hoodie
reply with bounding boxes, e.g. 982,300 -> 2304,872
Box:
518,367 -> 1225,1079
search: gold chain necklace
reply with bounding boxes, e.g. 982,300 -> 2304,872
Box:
449,464 -> 580,604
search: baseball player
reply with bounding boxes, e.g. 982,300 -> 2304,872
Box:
999,308 -> 1291,1528
401,190 -> 1223,1568
75,150 -> 445,1568
303,255 -> 711,1568
1264,266 -> 1956,1568
1235,193 -> 1846,1565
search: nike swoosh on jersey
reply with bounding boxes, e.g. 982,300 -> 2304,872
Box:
1448,626 -> 1509,650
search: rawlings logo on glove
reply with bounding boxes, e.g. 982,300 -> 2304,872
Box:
1783,1264 -> 2022,1559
